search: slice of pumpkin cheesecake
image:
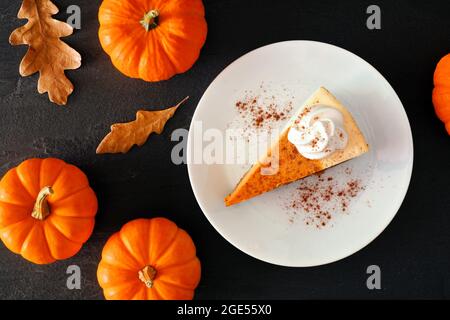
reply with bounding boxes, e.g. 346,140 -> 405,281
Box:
225,87 -> 369,207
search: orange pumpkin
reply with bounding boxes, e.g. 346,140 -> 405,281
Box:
97,218 -> 201,300
98,0 -> 208,82
0,158 -> 98,264
433,53 -> 450,134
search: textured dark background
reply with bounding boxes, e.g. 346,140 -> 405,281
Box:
0,0 -> 449,300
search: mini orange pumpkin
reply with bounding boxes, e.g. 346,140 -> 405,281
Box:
0,158 -> 98,264
433,53 -> 450,134
98,0 -> 207,82
97,218 -> 201,300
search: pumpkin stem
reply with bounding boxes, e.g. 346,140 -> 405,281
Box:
31,186 -> 54,221
138,265 -> 157,288
140,10 -> 159,31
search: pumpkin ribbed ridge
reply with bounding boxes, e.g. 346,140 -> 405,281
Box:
433,54 -> 450,134
0,158 -> 98,264
97,218 -> 201,300
98,0 -> 207,82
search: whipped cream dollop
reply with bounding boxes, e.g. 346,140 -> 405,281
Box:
288,104 -> 348,160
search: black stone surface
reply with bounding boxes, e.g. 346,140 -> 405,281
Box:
0,0 -> 450,300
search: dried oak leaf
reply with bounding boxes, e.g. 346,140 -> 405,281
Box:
96,97 -> 189,154
9,0 -> 81,105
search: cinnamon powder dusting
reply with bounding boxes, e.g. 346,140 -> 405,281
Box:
235,91 -> 293,130
286,168 -> 366,228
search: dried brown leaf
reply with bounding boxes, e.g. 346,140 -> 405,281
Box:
9,0 -> 81,105
96,97 -> 189,154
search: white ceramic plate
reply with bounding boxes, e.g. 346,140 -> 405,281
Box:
187,41 -> 413,267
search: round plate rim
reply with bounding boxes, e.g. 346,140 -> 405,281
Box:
187,40 -> 414,267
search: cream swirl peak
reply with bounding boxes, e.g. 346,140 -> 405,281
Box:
288,104 -> 348,160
